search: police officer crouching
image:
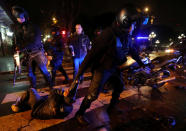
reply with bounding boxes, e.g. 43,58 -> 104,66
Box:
11,6 -> 53,90
65,5 -> 149,125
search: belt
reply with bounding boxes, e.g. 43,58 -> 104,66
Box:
24,47 -> 43,54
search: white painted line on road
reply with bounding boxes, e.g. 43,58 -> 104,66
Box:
54,89 -> 136,121
1,91 -> 24,104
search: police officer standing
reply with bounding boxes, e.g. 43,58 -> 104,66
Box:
11,6 -> 53,89
46,26 -> 69,85
69,24 -> 91,81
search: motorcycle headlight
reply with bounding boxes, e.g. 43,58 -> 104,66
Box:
165,49 -> 174,53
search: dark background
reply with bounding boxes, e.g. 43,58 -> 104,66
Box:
1,0 -> 186,36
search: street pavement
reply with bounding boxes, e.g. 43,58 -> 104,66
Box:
0,54 -> 186,131
0,56 -> 14,72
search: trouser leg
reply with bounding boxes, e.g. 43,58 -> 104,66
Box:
51,62 -> 57,85
35,51 -> 53,89
28,60 -> 37,89
76,69 -> 112,116
79,57 -> 85,81
39,65 -> 53,89
73,58 -> 79,80
57,55 -> 69,81
52,69 -> 56,85
109,72 -> 124,109
58,66 -> 69,81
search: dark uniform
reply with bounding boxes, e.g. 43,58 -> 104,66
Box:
66,6 -> 147,125
73,27 -> 144,118
45,30 -> 69,85
12,6 -> 53,89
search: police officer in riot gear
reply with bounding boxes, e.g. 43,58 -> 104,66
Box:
65,5 -> 148,125
45,26 -> 69,85
11,6 -> 53,89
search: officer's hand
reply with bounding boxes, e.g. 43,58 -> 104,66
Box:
142,64 -> 154,74
64,80 -> 79,97
63,89 -> 69,97
143,66 -> 151,74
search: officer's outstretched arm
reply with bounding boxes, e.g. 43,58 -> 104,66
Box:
129,44 -> 144,67
74,28 -> 115,80
64,28 -> 115,103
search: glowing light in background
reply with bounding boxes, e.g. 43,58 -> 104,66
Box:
144,7 -> 149,12
143,17 -> 149,25
61,30 -> 66,35
137,36 -> 149,40
155,40 -> 160,44
165,49 -> 174,53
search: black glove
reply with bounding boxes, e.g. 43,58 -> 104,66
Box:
64,80 -> 79,105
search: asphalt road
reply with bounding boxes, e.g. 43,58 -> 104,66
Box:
0,51 -> 186,131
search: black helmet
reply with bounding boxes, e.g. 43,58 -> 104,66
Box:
51,26 -> 61,36
11,6 -> 28,19
51,26 -> 60,32
116,4 -> 144,29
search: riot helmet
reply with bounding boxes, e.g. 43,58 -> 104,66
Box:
11,6 -> 29,22
115,4 -> 148,32
51,26 -> 61,36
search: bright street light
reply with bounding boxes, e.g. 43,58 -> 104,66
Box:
52,17 -> 56,21
149,32 -> 156,40
155,40 -> 160,44
178,36 -> 182,39
46,35 -> 51,38
181,34 -> 186,38
52,17 -> 57,24
144,7 -> 149,12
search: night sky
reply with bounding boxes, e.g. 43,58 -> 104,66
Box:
79,0 -> 186,31
3,0 -> 186,31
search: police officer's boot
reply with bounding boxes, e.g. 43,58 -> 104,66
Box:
58,66 -> 69,84
29,77 -> 37,89
63,72 -> 69,84
46,74 -> 53,90
75,113 -> 90,126
75,97 -> 92,126
51,70 -> 56,86
79,76 -> 84,84
64,81 -> 79,104
107,97 -> 123,115
63,78 -> 69,84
